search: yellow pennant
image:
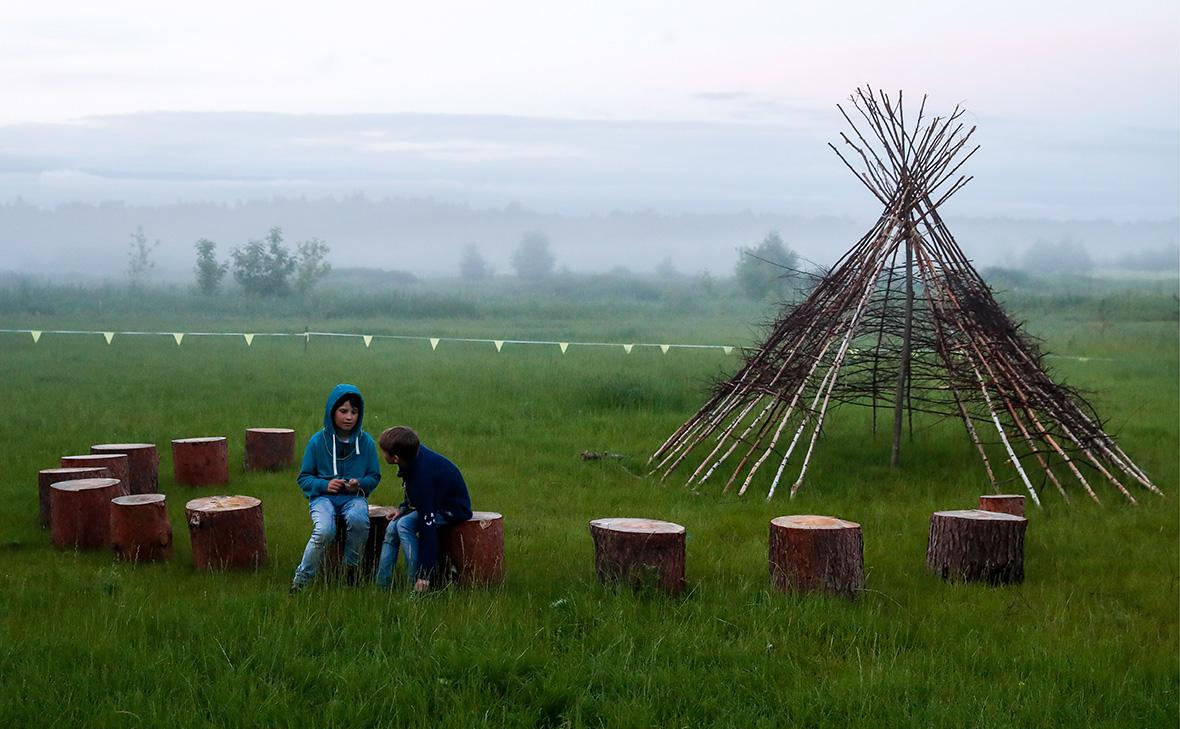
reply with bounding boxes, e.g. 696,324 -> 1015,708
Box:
243,333 -> 255,346
172,333 -> 184,346
30,330 -> 41,343
103,332 -> 115,344
362,335 -> 373,348
430,338 -> 440,351
659,344 -> 670,354
623,344 -> 633,354
723,346 -> 734,355
559,342 -> 569,354
494,340 -> 504,352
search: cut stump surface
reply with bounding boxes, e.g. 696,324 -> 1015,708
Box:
769,515 -> 864,599
927,509 -> 1027,585
185,495 -> 267,570
589,517 -> 686,594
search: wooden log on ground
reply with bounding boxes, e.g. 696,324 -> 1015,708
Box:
38,466 -> 110,529
111,494 -> 173,562
927,509 -> 1027,585
185,495 -> 267,570
172,437 -> 229,486
50,477 -> 120,550
244,428 -> 296,471
91,443 -> 159,494
443,511 -> 505,587
978,494 -> 1025,517
588,517 -> 686,594
61,454 -> 129,496
769,515 -> 864,599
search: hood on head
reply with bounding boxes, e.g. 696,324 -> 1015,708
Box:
323,383 -> 365,434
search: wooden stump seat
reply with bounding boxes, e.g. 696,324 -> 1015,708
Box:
769,515 -> 864,599
50,477 -> 121,550
172,437 -> 229,486
323,505 -> 389,579
91,443 -> 159,495
111,494 -> 173,562
927,509 -> 1027,585
443,511 -> 505,587
185,495 -> 267,570
978,494 -> 1026,517
61,454 -> 129,496
244,428 -> 296,471
589,517 -> 686,594
38,466 -> 110,529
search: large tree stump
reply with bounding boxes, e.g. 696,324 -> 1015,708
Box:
589,517 -> 686,594
61,454 -> 129,496
185,495 -> 267,570
91,443 -> 159,495
50,478 -> 121,550
172,437 -> 229,486
111,494 -> 173,562
365,505 -> 395,574
769,515 -> 865,599
978,494 -> 1025,517
244,428 -> 296,471
38,466 -> 110,529
927,509 -> 1027,585
443,511 -> 505,587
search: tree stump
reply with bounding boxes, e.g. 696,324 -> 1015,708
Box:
589,517 -> 685,594
927,509 -> 1027,585
443,511 -> 505,587
185,495 -> 267,570
244,428 -> 296,471
769,515 -> 864,599
91,443 -> 159,494
50,478 -> 120,550
38,466 -> 110,529
111,494 -> 173,562
365,505 -> 395,574
61,454 -> 129,496
978,494 -> 1025,517
172,437 -> 229,486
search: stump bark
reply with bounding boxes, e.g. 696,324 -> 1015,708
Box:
244,428 -> 296,471
365,505 -> 395,574
443,511 -> 505,587
769,515 -> 864,599
38,466 -> 110,529
927,509 -> 1027,585
91,443 -> 159,494
50,477 -> 120,550
172,437 -> 229,486
589,517 -> 685,594
61,454 -> 129,496
978,494 -> 1026,517
185,495 -> 267,570
111,494 -> 173,562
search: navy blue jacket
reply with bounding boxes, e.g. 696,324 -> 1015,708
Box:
297,384 -> 381,504
396,445 -> 472,580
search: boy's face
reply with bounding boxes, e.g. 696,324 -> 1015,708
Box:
333,402 -> 359,433
382,451 -> 400,466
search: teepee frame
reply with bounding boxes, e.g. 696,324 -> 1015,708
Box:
650,87 -> 1162,505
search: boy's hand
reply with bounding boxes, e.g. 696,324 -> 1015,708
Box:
327,478 -> 348,494
347,478 -> 360,493
387,507 -> 402,521
414,578 -> 430,593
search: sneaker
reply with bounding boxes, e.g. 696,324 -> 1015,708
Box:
288,582 -> 306,595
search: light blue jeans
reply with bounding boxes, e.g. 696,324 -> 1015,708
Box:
376,510 -> 444,588
292,496 -> 369,587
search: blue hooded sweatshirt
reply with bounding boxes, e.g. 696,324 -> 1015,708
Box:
297,384 -> 381,503
396,444 -> 472,581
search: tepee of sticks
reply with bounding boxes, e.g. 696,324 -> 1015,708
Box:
650,87 -> 1162,506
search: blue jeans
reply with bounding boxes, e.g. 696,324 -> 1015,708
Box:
376,511 -> 447,588
292,496 -> 369,587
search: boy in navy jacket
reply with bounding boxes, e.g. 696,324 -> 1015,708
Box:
375,426 -> 472,591
290,384 -> 381,591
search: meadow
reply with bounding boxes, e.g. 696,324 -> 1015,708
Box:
0,277 -> 1176,728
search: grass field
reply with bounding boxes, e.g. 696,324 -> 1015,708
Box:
0,282 -> 1176,728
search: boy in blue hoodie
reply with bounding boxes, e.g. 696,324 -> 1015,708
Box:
290,384 -> 382,592
375,426 -> 472,592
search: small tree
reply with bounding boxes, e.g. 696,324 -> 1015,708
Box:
231,227 -> 296,296
512,231 -> 555,281
194,239 -> 229,294
294,238 -> 332,294
127,226 -> 159,288
459,244 -> 492,281
735,231 -> 799,301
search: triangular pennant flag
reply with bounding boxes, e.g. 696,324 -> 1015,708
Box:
494,340 -> 504,352
660,344 -> 670,354
429,338 -> 440,351
243,333 -> 255,346
30,330 -> 41,343
362,335 -> 373,348
103,332 -> 115,344
623,344 -> 633,354
559,342 -> 569,354
172,333 -> 184,346
723,346 -> 734,355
